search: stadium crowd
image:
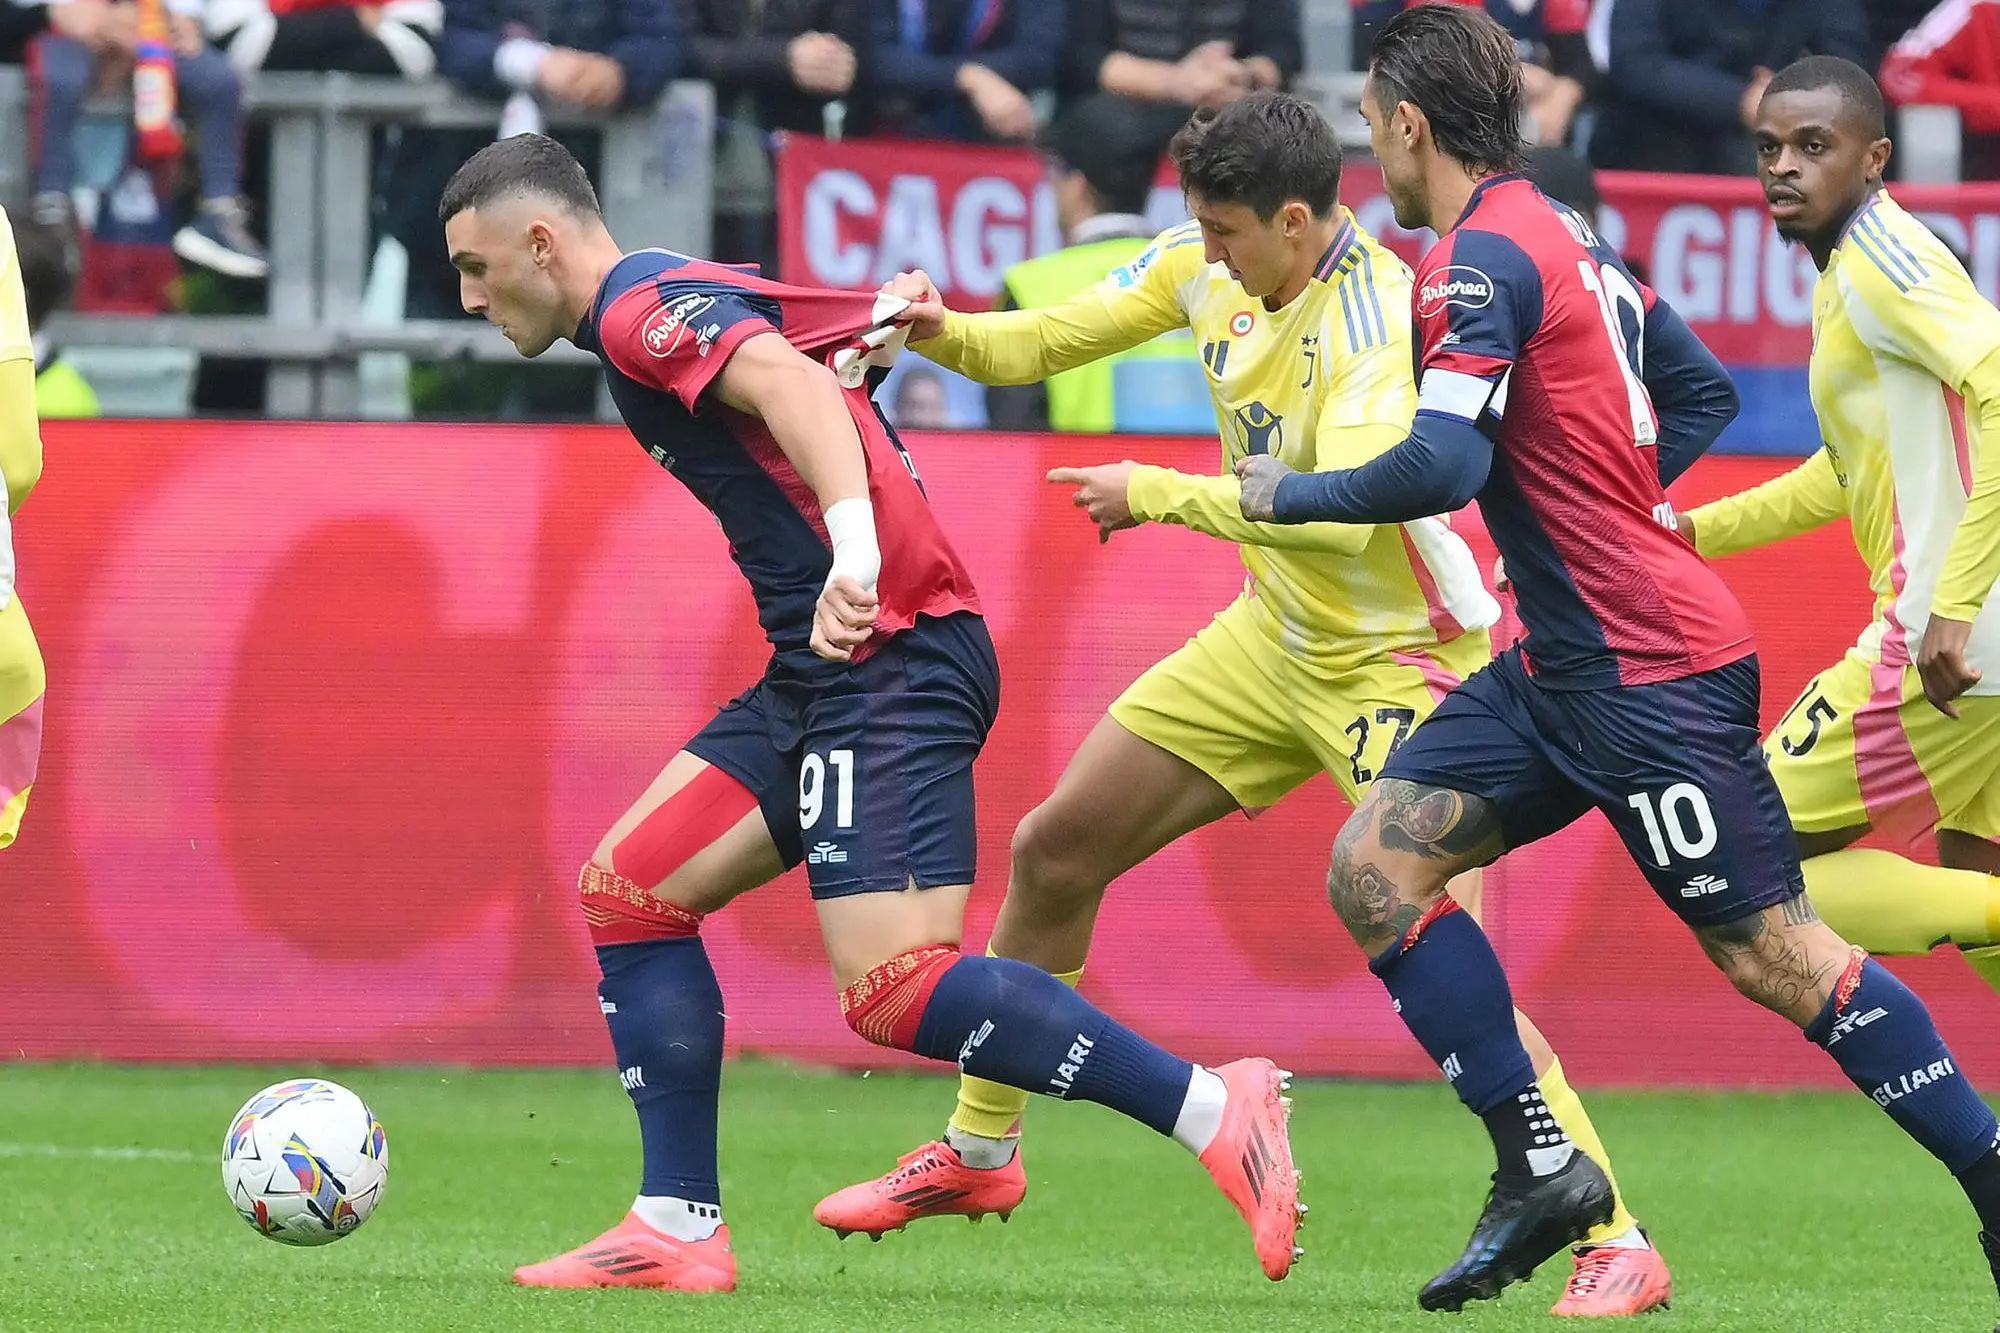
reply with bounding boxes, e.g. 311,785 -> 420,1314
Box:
0,0 -> 1994,416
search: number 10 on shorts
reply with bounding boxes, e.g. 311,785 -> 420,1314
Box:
1626,783 -> 1719,867
800,749 -> 855,831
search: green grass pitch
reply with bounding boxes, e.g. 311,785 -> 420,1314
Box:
0,1061 -> 1992,1331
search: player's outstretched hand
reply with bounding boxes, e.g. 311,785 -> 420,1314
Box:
812,576 -> 880,662
1235,454 -> 1295,523
1047,462 -> 1140,543
1917,614 -> 1981,718
880,271 -> 947,343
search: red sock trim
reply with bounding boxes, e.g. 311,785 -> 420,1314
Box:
1403,894 -> 1464,949
580,862 -> 703,946
839,946 -> 960,1049
608,764 -> 761,889
1832,945 -> 1870,1013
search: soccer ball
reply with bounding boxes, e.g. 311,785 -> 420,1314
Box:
220,1078 -> 388,1246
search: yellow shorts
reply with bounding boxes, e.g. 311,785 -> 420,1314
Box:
1108,595 -> 1494,810
0,592 -> 45,847
1766,649 -> 2000,845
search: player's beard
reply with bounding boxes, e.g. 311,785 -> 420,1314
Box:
1769,213 -> 1814,247
1383,164 -> 1428,233
1389,188 -> 1429,234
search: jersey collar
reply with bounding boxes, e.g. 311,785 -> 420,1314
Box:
1311,209 -> 1359,283
1831,188 -> 1887,255
1451,172 -> 1528,232
574,274 -> 616,352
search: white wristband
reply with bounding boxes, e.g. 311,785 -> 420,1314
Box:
823,496 -> 881,594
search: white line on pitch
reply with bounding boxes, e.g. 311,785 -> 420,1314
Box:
0,1142 -> 204,1163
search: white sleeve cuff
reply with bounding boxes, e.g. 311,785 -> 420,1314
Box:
494,37 -> 551,91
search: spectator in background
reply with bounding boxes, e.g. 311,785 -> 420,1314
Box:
1593,0 -> 1870,172
892,363 -> 951,427
375,0 -> 679,421
0,3 -> 107,63
1062,0 -> 1299,147
204,0 -> 443,79
1525,140 -> 1650,282
677,0 -> 867,267
1869,0 -> 1939,71
987,93 -> 1191,431
12,214 -> 100,417
869,0 -> 1063,142
389,0 -> 679,313
436,0 -> 680,125
1353,0 -> 1597,146
1881,0 -> 2000,177
1526,140 -> 1599,216
31,0 -> 269,279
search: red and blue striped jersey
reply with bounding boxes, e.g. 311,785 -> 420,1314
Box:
1413,176 -> 1754,688
577,250 -> 981,677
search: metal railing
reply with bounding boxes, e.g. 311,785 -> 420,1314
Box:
1,57 -> 1970,420
9,70 -> 715,417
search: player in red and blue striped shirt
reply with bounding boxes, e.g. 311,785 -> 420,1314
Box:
1239,3 -> 2000,1315
437,133 -> 1302,1293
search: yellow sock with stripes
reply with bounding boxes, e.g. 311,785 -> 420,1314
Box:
1539,1056 -> 1641,1246
1804,849 -> 2000,953
948,953 -> 1085,1143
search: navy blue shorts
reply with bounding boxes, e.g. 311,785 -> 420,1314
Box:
685,612 -> 999,899
1381,647 -> 1804,926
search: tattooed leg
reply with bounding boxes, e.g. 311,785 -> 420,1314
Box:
1695,894 -> 1853,1026
1329,780 -> 1506,955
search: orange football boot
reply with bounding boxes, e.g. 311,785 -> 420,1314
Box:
512,1211 -> 736,1291
1198,1057 -> 1305,1281
1550,1241 -> 1673,1317
813,1139 -> 1027,1237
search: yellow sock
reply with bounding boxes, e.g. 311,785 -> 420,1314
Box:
1803,849 -> 2000,953
948,954 -> 1085,1142
1539,1056 -> 1640,1246
1962,945 -> 2000,996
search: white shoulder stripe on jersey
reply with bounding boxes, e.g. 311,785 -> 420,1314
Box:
1418,368 -> 1499,422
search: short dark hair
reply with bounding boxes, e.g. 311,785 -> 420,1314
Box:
1765,55 -> 1887,141
1044,95 -> 1168,217
1169,91 -> 1342,220
1370,3 -> 1527,176
438,133 -> 601,224
11,216 -> 71,331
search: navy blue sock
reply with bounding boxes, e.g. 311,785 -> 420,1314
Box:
1370,906 -> 1560,1175
595,939 -> 724,1205
910,957 -> 1194,1136
1805,957 -> 1999,1176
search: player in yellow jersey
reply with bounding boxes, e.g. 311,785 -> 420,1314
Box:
813,92 -> 1671,1316
0,211 -> 45,849
1681,59 -> 2000,1028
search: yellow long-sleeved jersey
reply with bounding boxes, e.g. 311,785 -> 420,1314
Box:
1689,192 -> 2000,689
921,212 -> 1497,668
0,207 -> 42,612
